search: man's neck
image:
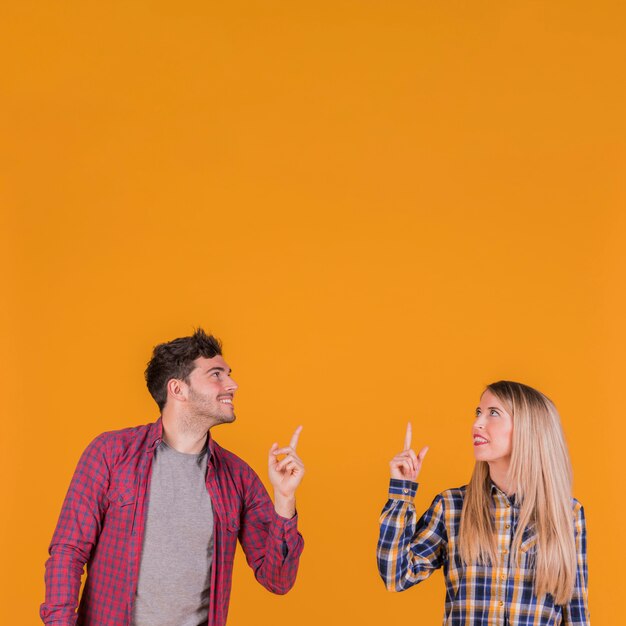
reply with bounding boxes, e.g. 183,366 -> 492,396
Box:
161,411 -> 210,454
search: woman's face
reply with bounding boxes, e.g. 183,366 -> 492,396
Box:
472,389 -> 514,466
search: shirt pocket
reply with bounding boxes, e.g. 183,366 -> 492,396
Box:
519,526 -> 538,569
226,514 -> 240,535
105,484 -> 138,536
520,524 -> 537,553
108,485 -> 137,507
217,513 -> 240,559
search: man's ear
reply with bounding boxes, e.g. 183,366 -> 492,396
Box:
166,378 -> 187,404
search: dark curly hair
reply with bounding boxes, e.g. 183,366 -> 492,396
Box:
145,328 -> 223,410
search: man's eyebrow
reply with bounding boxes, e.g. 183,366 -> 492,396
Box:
205,367 -> 232,375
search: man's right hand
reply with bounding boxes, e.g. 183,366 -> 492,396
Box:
389,422 -> 429,482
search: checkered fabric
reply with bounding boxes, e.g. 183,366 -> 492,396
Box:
41,418 -> 304,626
377,479 -> 589,625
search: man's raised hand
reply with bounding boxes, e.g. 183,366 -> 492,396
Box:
389,422 -> 429,482
269,426 -> 305,518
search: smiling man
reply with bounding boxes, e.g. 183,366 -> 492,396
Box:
41,329 -> 305,626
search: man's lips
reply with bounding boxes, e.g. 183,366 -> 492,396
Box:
218,396 -> 234,406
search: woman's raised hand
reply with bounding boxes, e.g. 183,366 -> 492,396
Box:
389,422 -> 429,482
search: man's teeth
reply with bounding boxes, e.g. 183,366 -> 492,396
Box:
220,399 -> 233,404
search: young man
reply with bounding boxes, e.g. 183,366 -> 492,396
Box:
41,329 -> 305,626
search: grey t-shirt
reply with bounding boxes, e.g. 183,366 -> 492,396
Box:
131,441 -> 214,626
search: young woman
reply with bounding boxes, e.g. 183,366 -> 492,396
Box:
377,380 -> 589,625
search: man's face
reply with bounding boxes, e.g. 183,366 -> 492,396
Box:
184,355 -> 238,426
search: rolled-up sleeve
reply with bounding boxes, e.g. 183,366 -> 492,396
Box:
377,479 -> 447,592
563,502 -> 590,625
40,435 -> 111,625
238,468 -> 304,595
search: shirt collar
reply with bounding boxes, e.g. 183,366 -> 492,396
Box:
147,417 -> 216,462
490,481 -> 519,508
147,417 -> 163,452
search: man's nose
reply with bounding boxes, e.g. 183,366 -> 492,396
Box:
225,376 -> 238,391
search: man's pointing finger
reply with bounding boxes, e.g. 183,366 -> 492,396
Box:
290,425 -> 303,450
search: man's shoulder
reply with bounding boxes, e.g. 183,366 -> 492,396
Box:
210,441 -> 270,502
86,420 -> 159,457
211,440 -> 255,473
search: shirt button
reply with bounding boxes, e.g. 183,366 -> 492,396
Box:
500,574 -> 506,581
403,488 -> 409,494
502,549 -> 508,554
499,601 -> 504,607
505,523 -> 511,529
506,502 -> 511,508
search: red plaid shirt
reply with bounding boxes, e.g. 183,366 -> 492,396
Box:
41,419 -> 304,625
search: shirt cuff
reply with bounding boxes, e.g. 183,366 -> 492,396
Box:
269,508 -> 299,539
389,478 -> 418,502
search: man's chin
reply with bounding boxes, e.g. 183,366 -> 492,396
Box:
216,413 -> 236,425
204,412 -> 236,429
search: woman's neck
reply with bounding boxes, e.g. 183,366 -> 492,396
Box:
488,458 -> 513,495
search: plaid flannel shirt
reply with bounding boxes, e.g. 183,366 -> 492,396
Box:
377,479 -> 589,625
41,419 -> 304,626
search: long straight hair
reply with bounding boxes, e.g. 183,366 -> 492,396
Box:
458,381 -> 577,604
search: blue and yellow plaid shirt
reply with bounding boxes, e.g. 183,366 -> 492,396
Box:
377,479 -> 589,625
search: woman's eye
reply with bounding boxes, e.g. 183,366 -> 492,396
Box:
490,409 -> 499,416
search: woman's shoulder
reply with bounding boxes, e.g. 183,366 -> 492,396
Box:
439,484 -> 468,498
431,485 -> 468,509
571,497 -> 586,523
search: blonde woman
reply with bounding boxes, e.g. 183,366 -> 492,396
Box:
377,381 -> 589,625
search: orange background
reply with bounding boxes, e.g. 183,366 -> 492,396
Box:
1,2 -> 624,624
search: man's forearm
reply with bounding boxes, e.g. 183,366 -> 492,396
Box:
253,508 -> 303,594
40,541 -> 86,624
273,492 -> 296,519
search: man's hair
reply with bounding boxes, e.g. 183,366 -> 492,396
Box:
145,328 -> 223,411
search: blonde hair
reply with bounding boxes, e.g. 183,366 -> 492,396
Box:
458,381 -> 577,604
